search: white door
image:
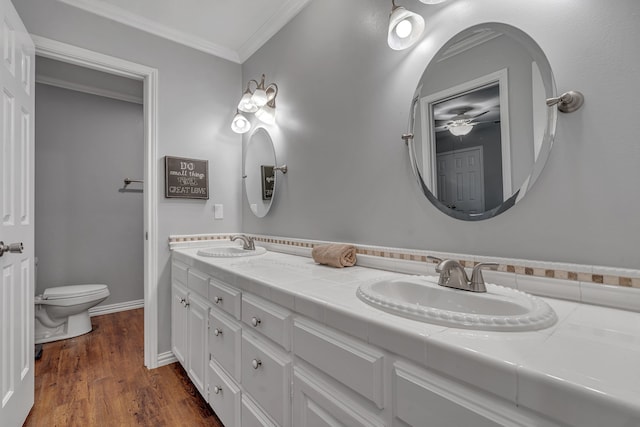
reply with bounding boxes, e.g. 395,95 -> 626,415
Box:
0,0 -> 35,426
437,146 -> 485,213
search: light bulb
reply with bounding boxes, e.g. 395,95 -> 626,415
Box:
395,19 -> 413,39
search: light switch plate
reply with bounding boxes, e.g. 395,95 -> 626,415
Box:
214,204 -> 223,219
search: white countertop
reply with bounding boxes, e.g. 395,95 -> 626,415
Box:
173,246 -> 640,427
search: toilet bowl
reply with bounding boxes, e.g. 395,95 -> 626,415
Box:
34,284 -> 110,344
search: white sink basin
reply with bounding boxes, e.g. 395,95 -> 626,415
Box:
197,246 -> 267,258
357,276 -> 557,331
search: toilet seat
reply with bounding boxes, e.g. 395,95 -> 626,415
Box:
42,284 -> 109,300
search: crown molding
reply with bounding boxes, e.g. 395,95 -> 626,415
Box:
58,0 -> 313,64
237,0 -> 313,63
58,0 -> 241,63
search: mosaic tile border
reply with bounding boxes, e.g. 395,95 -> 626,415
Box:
168,234 -> 640,289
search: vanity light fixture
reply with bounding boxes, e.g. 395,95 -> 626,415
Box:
232,74 -> 279,133
388,0 -> 425,50
231,110 -> 252,134
255,85 -> 278,125
387,0 -> 449,50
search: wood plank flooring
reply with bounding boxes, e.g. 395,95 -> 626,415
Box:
24,308 -> 224,427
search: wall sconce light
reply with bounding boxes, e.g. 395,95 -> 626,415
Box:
387,0 -> 448,51
232,74 -> 279,134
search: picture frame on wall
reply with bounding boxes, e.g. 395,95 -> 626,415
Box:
165,156 -> 209,199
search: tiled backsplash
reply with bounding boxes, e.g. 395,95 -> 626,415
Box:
169,233 -> 640,311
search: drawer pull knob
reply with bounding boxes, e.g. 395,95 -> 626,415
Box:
252,359 -> 262,370
213,385 -> 222,394
251,317 -> 261,327
214,296 -> 223,304
213,328 -> 223,337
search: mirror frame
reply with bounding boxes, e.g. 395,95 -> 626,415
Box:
407,22 -> 558,221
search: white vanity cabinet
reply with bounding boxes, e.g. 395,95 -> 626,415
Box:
172,255 -> 567,427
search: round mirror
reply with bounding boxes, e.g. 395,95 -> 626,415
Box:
408,23 -> 557,220
244,127 -> 277,218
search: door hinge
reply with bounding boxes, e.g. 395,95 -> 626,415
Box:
145,231 -> 148,240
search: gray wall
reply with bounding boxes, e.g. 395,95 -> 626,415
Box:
35,83 -> 143,305
242,0 -> 640,270
15,0 -> 243,355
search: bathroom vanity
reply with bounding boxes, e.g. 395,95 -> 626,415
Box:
171,242 -> 640,427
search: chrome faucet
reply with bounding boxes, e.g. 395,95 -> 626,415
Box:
430,257 -> 498,293
230,234 -> 255,251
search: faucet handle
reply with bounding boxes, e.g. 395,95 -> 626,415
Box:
470,263 -> 499,292
427,256 -> 442,264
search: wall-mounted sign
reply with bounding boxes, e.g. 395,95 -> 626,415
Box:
165,156 -> 209,199
261,165 -> 274,200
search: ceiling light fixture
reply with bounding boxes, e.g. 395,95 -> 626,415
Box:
232,74 -> 279,134
447,120 -> 474,136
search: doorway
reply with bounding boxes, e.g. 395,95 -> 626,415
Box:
33,36 -> 160,368
34,56 -> 145,318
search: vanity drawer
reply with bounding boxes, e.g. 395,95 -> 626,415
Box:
242,394 -> 279,427
187,269 -> 209,297
208,277 -> 241,319
242,293 -> 292,350
293,317 -> 385,409
171,260 -> 188,286
207,359 -> 241,427
208,307 -> 242,381
242,331 -> 291,427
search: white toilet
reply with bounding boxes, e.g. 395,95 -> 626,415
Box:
34,284 -> 110,344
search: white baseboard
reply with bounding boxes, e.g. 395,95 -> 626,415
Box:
89,299 -> 144,317
157,351 -> 178,367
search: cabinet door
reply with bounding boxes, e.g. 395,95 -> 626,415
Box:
187,292 -> 210,396
171,282 -> 188,366
293,365 -> 385,427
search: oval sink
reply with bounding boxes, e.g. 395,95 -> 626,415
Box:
197,246 -> 267,258
357,276 -> 557,331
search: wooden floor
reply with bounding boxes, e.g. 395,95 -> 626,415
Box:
24,309 -> 224,427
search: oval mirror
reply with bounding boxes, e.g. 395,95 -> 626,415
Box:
244,127 -> 277,218
408,23 -> 557,220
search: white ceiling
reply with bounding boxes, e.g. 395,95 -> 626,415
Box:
58,0 -> 312,63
